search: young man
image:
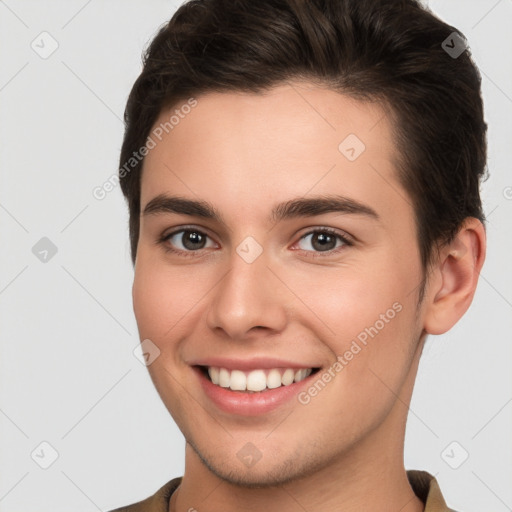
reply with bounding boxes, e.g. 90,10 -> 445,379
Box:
111,0 -> 487,510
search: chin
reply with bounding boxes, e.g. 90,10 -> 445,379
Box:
188,437 -> 327,488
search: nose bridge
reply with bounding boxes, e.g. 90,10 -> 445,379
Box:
206,241 -> 287,338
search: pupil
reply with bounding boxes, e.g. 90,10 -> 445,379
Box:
183,231 -> 205,250
313,233 -> 335,251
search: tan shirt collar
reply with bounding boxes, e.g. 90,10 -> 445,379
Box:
407,470 -> 456,511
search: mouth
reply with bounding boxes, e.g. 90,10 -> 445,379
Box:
192,364 -> 322,416
197,365 -> 321,393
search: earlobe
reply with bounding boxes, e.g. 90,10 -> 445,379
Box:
423,218 -> 486,335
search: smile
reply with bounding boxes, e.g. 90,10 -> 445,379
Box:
193,364 -> 322,416
204,366 -> 315,392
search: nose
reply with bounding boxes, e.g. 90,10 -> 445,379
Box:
206,248 -> 288,340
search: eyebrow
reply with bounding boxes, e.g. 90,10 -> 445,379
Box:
142,193 -> 380,223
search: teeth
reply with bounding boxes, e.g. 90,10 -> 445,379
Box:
247,369 -> 267,391
267,369 -> 282,389
218,368 -> 230,387
208,367 -> 219,385
206,366 -> 313,392
281,368 -> 295,386
294,369 -> 310,382
230,370 -> 246,391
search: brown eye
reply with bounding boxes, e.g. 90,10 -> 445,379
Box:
297,229 -> 348,253
163,229 -> 215,252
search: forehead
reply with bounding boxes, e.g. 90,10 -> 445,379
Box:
140,81 -> 408,225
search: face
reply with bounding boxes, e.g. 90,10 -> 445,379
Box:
132,81 -> 428,486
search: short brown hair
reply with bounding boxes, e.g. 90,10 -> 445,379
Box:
119,0 -> 487,300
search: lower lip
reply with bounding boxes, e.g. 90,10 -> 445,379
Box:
193,367 -> 317,416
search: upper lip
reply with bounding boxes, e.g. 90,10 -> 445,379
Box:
188,357 -> 321,371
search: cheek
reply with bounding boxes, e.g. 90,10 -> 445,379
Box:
132,270 -> 168,339
132,260 -> 204,424
132,257 -> 208,340
285,262 -> 400,341
289,261 -> 419,384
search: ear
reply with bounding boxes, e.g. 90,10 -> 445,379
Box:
423,218 -> 486,335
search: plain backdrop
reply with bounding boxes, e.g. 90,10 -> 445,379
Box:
1,0 -> 511,510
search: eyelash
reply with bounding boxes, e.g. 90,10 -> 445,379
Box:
158,225 -> 354,259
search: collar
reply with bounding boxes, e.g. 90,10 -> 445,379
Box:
407,470 -> 456,511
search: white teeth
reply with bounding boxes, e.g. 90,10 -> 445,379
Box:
208,367 -> 219,385
267,369 -> 282,389
294,368 -> 312,382
281,368 -> 295,386
246,370 -> 267,391
218,368 -> 230,388
205,366 -> 313,392
230,370 -> 246,391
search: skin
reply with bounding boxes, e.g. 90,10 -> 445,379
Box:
131,80 -> 486,512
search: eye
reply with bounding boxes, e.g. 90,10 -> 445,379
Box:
160,228 -> 217,254
158,226 -> 353,259
294,228 -> 353,255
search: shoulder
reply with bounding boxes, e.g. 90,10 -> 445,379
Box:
107,477 -> 182,512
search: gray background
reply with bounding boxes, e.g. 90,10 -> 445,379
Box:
1,0 -> 511,510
